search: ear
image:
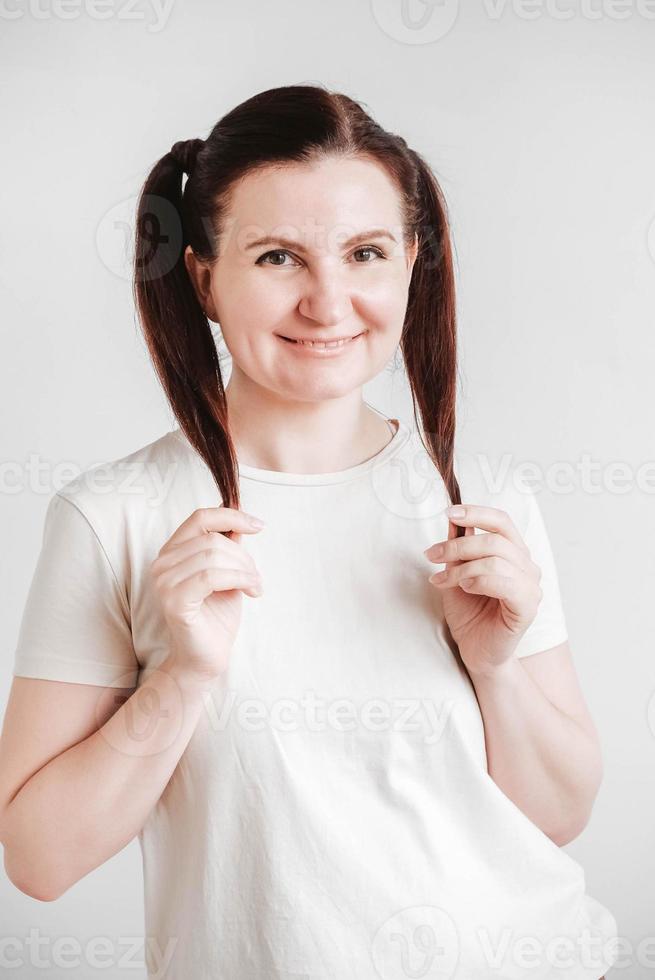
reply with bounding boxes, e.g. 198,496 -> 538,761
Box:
184,245 -> 218,321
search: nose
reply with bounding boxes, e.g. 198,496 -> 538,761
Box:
297,265 -> 354,326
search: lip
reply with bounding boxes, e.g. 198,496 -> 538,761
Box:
278,332 -> 364,343
276,331 -> 366,356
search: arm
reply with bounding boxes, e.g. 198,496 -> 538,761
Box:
4,495 -> 263,902
467,641 -> 603,846
0,655 -> 214,901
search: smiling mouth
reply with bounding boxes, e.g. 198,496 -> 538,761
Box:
277,332 -> 365,349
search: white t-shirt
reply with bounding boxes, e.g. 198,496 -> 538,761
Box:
12,419 -> 618,979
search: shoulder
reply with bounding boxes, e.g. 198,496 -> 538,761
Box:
49,429 -> 207,566
55,429 -> 187,518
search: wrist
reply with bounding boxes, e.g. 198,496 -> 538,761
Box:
161,653 -> 225,696
463,652 -> 523,684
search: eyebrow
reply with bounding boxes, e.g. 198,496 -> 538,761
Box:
244,228 -> 398,252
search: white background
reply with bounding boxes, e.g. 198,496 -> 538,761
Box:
1,1 -> 654,976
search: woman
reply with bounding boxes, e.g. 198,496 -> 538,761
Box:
0,84 -> 616,978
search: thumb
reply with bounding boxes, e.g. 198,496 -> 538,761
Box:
446,511 -> 474,566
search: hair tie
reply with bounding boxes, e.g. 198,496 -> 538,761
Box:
169,138 -> 205,177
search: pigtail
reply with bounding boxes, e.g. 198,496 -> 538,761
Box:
403,148 -> 464,533
132,139 -> 239,510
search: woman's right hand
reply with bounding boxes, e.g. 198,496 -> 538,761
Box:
150,506 -> 265,682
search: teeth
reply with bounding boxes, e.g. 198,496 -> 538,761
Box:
293,336 -> 356,348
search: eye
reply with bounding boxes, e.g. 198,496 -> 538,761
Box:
353,246 -> 386,262
256,249 -> 299,267
256,245 -> 387,267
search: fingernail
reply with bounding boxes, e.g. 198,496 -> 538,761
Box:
447,506 -> 465,519
426,543 -> 444,559
246,515 -> 266,528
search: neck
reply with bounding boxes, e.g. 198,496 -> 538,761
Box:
224,372 -> 395,474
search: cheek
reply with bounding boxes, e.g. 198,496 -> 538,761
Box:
214,277 -> 292,331
210,281 -> 280,355
355,277 -> 410,331
213,275 -> 258,311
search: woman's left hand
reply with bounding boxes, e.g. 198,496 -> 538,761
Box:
424,504 -> 543,675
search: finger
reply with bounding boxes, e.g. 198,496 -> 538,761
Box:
448,509 -> 467,545
433,555 -> 516,589
426,531 -> 533,573
446,505 -> 528,554
153,543 -> 258,591
152,530 -> 257,576
161,506 -> 265,553
457,574 -> 539,622
446,513 -> 460,564
445,515 -> 474,569
458,574 -> 525,606
170,567 -> 264,613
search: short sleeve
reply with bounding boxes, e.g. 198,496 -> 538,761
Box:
509,482 -> 569,659
12,493 -> 140,688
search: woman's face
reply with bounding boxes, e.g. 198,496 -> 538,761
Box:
186,155 -> 418,403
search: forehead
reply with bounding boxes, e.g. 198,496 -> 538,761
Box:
222,155 -> 405,245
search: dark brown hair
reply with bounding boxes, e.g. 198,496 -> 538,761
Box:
133,83 -> 463,531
